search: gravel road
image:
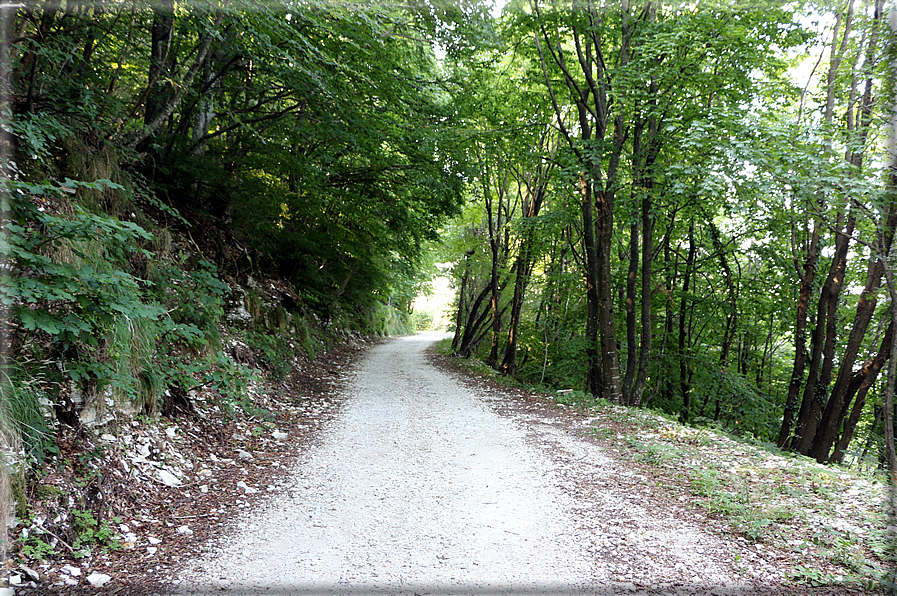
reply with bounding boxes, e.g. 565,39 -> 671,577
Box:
172,333 -> 761,596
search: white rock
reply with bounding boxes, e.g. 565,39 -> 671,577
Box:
177,525 -> 193,535
64,576 -> 78,586
62,564 -> 81,576
237,450 -> 254,460
148,536 -> 162,545
147,546 -> 158,555
166,426 -> 177,438
9,574 -> 22,586
237,481 -> 259,494
272,431 -> 288,440
157,469 -> 182,487
87,572 -> 112,587
20,565 -> 40,581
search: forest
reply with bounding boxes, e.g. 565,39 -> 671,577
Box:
0,0 -> 895,580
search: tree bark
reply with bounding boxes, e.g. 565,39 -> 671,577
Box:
451,249 -> 475,351
143,0 -> 174,128
830,322 -> 893,464
792,213 -> 853,455
801,0 -> 884,459
622,216 -> 638,403
502,176 -> 548,377
127,10 -> 222,152
531,0 -> 627,402
679,222 -> 696,423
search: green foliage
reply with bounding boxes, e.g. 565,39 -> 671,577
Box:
0,364 -> 56,462
364,303 -> 413,337
19,532 -> 55,561
70,509 -> 121,558
2,179 -> 160,347
245,332 -> 293,381
148,259 -> 228,352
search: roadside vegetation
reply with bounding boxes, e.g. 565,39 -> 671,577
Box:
1,0 -> 896,593
440,338 -> 894,592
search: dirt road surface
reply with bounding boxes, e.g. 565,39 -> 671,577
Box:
170,333 -> 787,596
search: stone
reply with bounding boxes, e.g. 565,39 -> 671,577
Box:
62,564 -> 81,576
20,565 -> 40,581
237,481 -> 259,494
177,525 -> 193,535
86,572 -> 112,588
157,469 -> 182,487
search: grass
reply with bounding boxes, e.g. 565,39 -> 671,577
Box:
576,398 -> 892,591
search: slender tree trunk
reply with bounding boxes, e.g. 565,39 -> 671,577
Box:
451,249 -> 475,351
830,322 -> 893,463
882,4 -> 897,489
881,258 -> 897,486
811,245 -> 890,461
531,0 -> 628,402
679,223 -> 696,422
792,213 -> 854,454
581,175 -> 603,396
128,10 -> 222,151
809,0 -> 889,462
781,2 -> 853,451
456,283 -> 492,358
622,217 -> 638,403
143,0 -> 175,129
656,227 -> 677,407
502,183 -> 546,377
631,163 -> 655,407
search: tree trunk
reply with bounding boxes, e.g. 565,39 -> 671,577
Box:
792,213 -> 854,454
679,223 -> 696,423
581,175 -> 603,397
502,182 -> 546,377
456,283 -> 492,358
531,0 -> 628,402
451,249 -> 475,351
882,260 -> 897,486
129,10 -> 222,152
811,248 -> 890,461
142,0 -> 175,132
830,322 -> 893,464
622,217 -> 638,403
808,0 -> 889,462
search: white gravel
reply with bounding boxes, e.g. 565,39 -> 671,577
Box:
172,333 -> 760,595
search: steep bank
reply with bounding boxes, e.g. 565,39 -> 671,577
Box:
3,181 -> 407,593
